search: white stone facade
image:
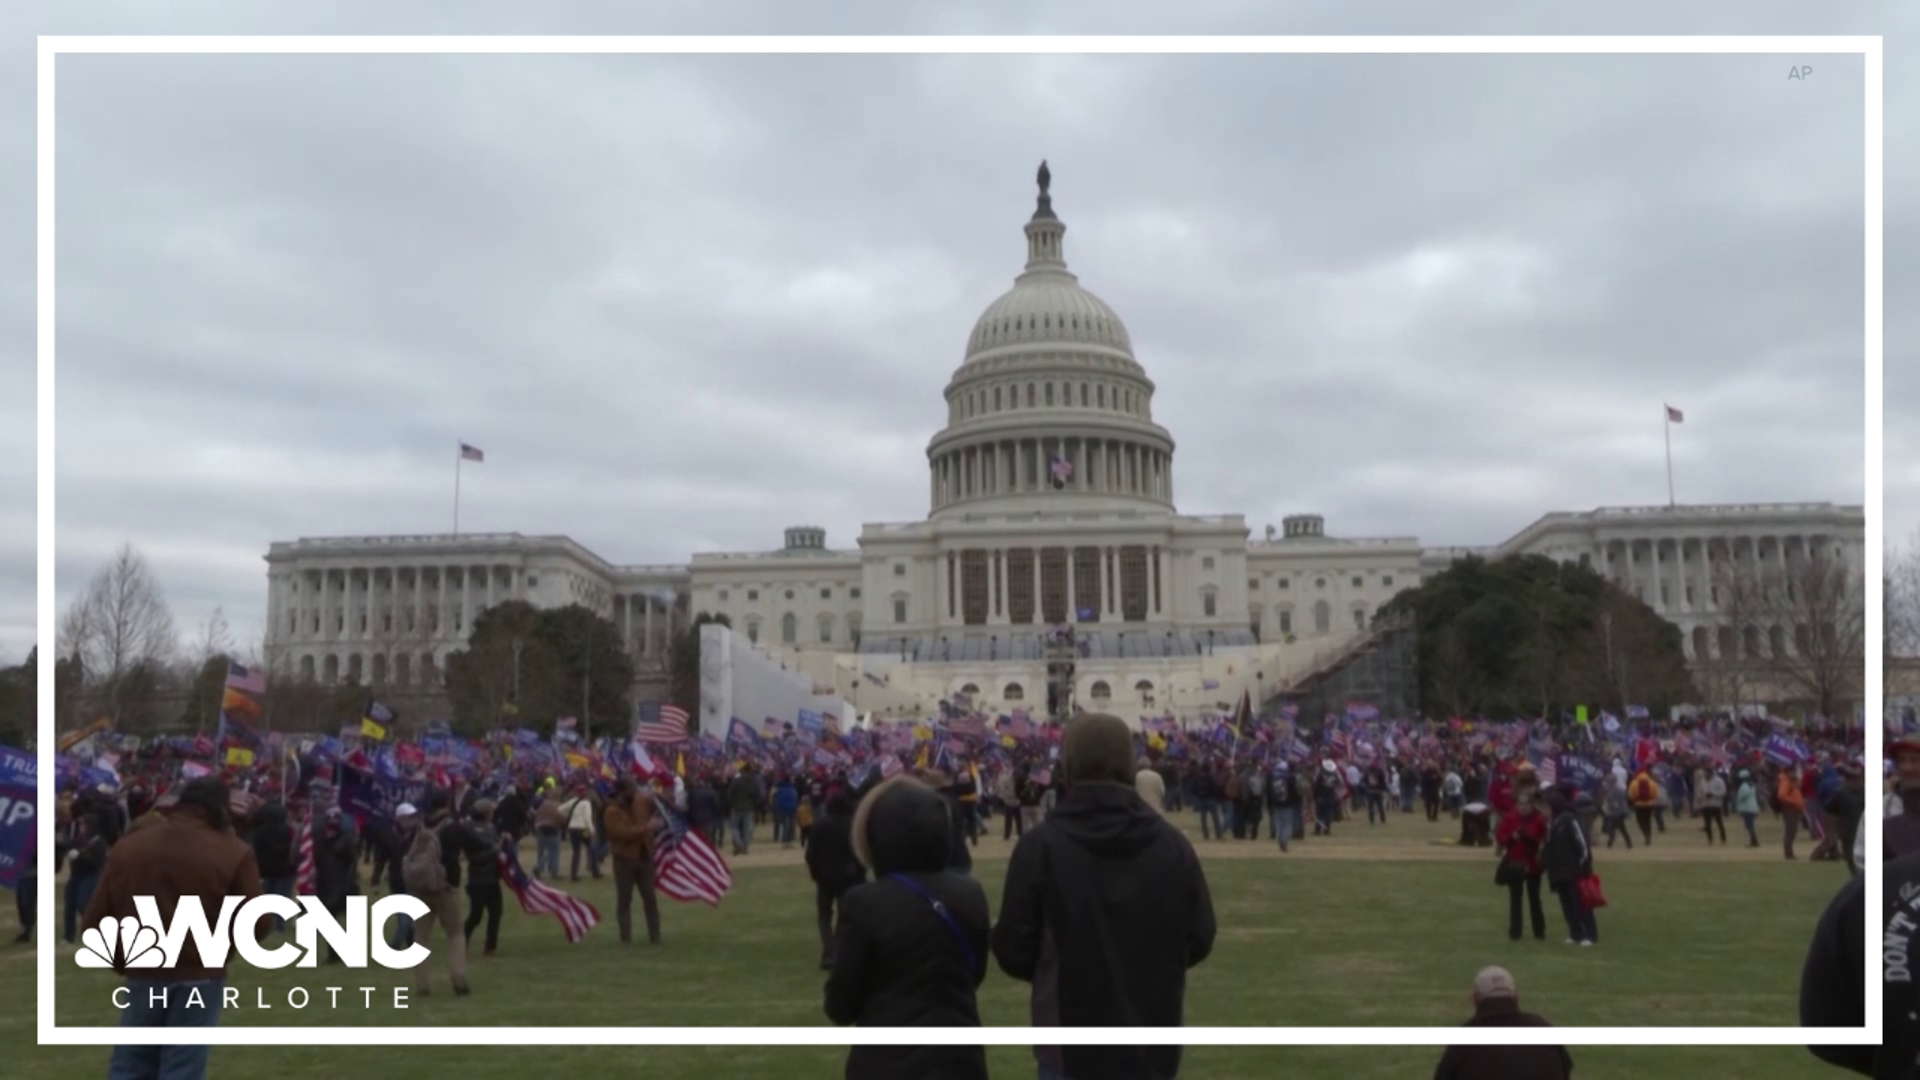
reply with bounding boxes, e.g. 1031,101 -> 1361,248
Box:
259,169 -> 1864,717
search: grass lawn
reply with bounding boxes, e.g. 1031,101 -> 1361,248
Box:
0,806 -> 1858,1079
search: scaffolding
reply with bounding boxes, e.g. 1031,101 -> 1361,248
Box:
1266,618 -> 1420,724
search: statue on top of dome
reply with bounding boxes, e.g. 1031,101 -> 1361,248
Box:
1036,159 -> 1051,196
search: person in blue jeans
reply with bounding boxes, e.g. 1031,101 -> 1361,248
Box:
771,776 -> 800,848
60,813 -> 108,944
82,775 -> 261,1080
1267,765 -> 1301,853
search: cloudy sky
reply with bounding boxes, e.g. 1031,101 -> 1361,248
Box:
4,2 -> 1905,667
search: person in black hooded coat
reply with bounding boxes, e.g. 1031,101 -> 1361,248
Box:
993,712 -> 1216,1080
804,788 -> 866,970
823,775 -> 990,1080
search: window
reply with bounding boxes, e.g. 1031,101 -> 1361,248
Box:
748,589 -> 760,601
1027,383 -> 1035,406
1685,585 -> 1695,605
1080,383 -> 1089,405
820,588 -> 831,600
1090,680 -> 1112,701
1354,607 -> 1367,630
1382,575 -> 1394,588
1315,578 -> 1326,589
850,587 -> 861,599
781,613 -> 797,644
1660,584 -> 1671,606
994,386 -> 1002,410
961,683 -> 980,695
1313,601 -> 1330,634
1279,609 -> 1293,635
785,590 -> 795,600
1004,683 -> 1024,701
526,575 -> 538,587
894,598 -> 908,624
1097,385 -> 1106,407
1278,577 -> 1290,589
1045,383 -> 1054,406
1352,576 -> 1363,588
1249,578 -> 1259,591
1203,592 -> 1217,617
1134,679 -> 1154,694
894,563 -> 906,577
718,589 -> 729,601
1202,556 -> 1215,570
819,618 -> 833,644
747,621 -> 760,644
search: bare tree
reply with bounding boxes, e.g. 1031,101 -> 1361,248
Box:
1887,529 -> 1920,669
192,606 -> 234,670
1718,543 -> 1864,718
62,544 -> 178,724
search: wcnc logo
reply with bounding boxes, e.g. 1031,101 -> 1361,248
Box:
76,895 -> 432,971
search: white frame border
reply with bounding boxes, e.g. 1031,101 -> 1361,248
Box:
35,33 -> 1883,1048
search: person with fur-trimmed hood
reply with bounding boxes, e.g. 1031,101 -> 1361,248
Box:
822,775 -> 990,1080
993,712 -> 1217,1080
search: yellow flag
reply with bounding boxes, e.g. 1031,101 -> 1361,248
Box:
1000,735 -> 1017,749
360,718 -> 387,741
225,747 -> 255,767
914,743 -> 930,770
675,752 -> 685,777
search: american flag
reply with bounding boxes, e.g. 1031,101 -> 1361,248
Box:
949,714 -> 987,740
1049,453 -> 1073,486
294,815 -> 316,895
1665,405 -> 1684,424
1536,755 -> 1558,788
225,662 -> 267,696
497,849 -> 600,942
635,702 -> 690,744
459,442 -> 485,462
652,803 -> 732,906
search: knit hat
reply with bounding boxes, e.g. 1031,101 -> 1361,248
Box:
1061,713 -> 1134,786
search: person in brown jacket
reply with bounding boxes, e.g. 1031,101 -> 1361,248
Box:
602,776 -> 662,945
1431,967 -> 1572,1080
82,776 -> 261,1080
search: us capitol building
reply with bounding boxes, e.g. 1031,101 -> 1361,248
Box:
262,166 -> 1864,721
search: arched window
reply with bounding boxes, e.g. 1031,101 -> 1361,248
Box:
1090,680 -> 1112,701
1768,624 -> 1787,658
1045,383 -> 1055,406
299,655 -> 316,681
782,613 -> 797,644
1081,382 -> 1089,406
994,386 -> 1003,411
1097,385 -> 1106,408
747,619 -> 761,644
1741,624 -> 1760,658
1003,683 -> 1024,701
1313,600 -> 1331,634
961,682 -> 981,696
1028,383 -> 1036,406
1202,591 -> 1217,617
1717,625 -> 1735,658
1691,626 -> 1710,660
819,616 -> 835,645
1134,679 -> 1154,695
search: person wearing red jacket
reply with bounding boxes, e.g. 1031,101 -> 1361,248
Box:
1495,791 -> 1549,942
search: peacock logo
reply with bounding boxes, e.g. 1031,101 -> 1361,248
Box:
75,916 -> 167,970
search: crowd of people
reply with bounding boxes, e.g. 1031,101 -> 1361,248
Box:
12,704 -> 1903,1080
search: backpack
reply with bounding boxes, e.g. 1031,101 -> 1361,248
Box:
403,825 -> 447,896
1630,776 -> 1654,804
1247,771 -> 1266,799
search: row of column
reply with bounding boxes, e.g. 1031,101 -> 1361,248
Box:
931,436 -> 1170,508
617,592 -> 671,659
1600,533 -> 1834,614
276,564 -> 521,644
940,544 -> 1167,626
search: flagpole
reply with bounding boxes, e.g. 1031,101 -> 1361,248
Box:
1658,405 -> 1674,507
454,443 -> 463,536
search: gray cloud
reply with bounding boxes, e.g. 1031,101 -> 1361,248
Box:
4,1 -> 1900,666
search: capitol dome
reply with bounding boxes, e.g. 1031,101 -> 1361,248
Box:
927,163 -> 1176,520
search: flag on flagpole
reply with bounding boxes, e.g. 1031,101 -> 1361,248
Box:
294,815 -> 316,895
652,803 -> 732,906
1665,405 -> 1684,423
497,849 -> 599,941
459,442 -> 485,462
635,702 -> 690,744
